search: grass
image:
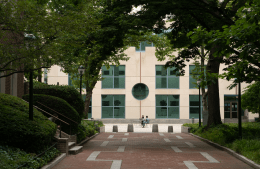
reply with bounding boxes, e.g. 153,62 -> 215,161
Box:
183,122 -> 260,164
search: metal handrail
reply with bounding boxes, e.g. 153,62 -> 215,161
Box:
22,99 -> 70,137
36,101 -> 78,125
22,100 -> 69,126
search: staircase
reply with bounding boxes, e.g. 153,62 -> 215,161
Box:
55,129 -> 83,155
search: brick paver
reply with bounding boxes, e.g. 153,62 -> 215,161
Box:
53,133 -> 253,169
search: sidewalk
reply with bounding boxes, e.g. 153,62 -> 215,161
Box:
53,133 -> 253,169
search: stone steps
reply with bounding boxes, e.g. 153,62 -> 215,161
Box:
69,146 -> 83,155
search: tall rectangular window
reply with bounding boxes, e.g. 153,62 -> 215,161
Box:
189,95 -> 203,119
156,95 -> 179,119
102,65 -> 125,89
189,65 -> 207,89
82,95 -> 92,119
156,65 -> 179,89
102,95 -> 125,118
135,41 -> 154,52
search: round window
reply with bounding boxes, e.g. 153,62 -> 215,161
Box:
132,83 -> 149,100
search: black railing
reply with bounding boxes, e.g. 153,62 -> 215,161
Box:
22,99 -> 70,138
16,142 -> 57,169
36,101 -> 79,135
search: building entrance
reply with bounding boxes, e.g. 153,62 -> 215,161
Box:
224,101 -> 239,118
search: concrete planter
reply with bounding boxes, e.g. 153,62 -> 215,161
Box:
181,125 -> 191,133
97,126 -> 105,133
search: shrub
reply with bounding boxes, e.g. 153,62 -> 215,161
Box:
77,124 -> 87,143
77,121 -> 99,143
32,84 -> 85,118
0,144 -> 60,169
23,94 -> 80,135
0,93 -> 56,153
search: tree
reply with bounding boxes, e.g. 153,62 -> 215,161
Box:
49,0 -> 143,118
0,0 -> 64,78
241,81 -> 260,119
107,0 -> 251,127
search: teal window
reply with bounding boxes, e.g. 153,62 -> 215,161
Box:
156,65 -> 179,89
132,83 -> 149,100
136,41 -> 154,52
189,65 -> 207,89
102,65 -> 125,89
156,95 -> 179,119
102,95 -> 125,118
189,95 -> 203,119
82,95 -> 92,118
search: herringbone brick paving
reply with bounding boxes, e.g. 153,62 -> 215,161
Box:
53,133 -> 253,169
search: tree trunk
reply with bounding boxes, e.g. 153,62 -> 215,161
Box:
206,45 -> 222,127
201,44 -> 208,111
84,89 -> 92,119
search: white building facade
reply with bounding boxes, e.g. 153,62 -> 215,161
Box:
43,45 -> 259,123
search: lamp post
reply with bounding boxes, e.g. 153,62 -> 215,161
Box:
197,79 -> 202,127
78,65 -> 85,96
24,33 -> 36,121
235,77 -> 242,139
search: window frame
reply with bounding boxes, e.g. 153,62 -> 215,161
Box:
155,65 -> 179,89
135,41 -> 154,52
101,65 -> 125,89
101,95 -> 125,119
189,65 -> 207,89
155,95 -> 180,119
189,95 -> 203,119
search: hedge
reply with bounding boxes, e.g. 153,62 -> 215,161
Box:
32,83 -> 85,118
23,94 -> 80,135
0,93 -> 56,153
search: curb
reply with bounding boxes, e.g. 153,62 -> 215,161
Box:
41,153 -> 66,169
78,133 -> 100,146
190,133 -> 260,169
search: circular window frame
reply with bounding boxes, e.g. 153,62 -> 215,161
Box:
132,83 -> 149,100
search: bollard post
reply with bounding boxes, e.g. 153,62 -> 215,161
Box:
168,126 -> 173,133
113,125 -> 118,132
127,124 -> 134,132
192,117 -> 194,124
152,124 -> 158,132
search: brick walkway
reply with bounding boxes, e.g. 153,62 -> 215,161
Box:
53,133 -> 253,169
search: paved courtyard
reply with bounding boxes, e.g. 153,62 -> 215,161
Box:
53,132 -> 253,169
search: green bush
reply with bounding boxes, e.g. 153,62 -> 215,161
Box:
77,121 -> 99,143
23,94 -> 80,135
0,144 -> 60,169
0,93 -> 57,153
32,84 -> 85,118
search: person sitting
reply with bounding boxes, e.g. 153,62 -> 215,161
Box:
145,116 -> 150,124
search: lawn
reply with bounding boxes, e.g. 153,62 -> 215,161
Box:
183,122 -> 260,164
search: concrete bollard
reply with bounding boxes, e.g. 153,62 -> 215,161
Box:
127,124 -> 134,132
113,125 -> 118,132
168,126 -> 173,133
152,124 -> 158,132
192,118 -> 194,124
